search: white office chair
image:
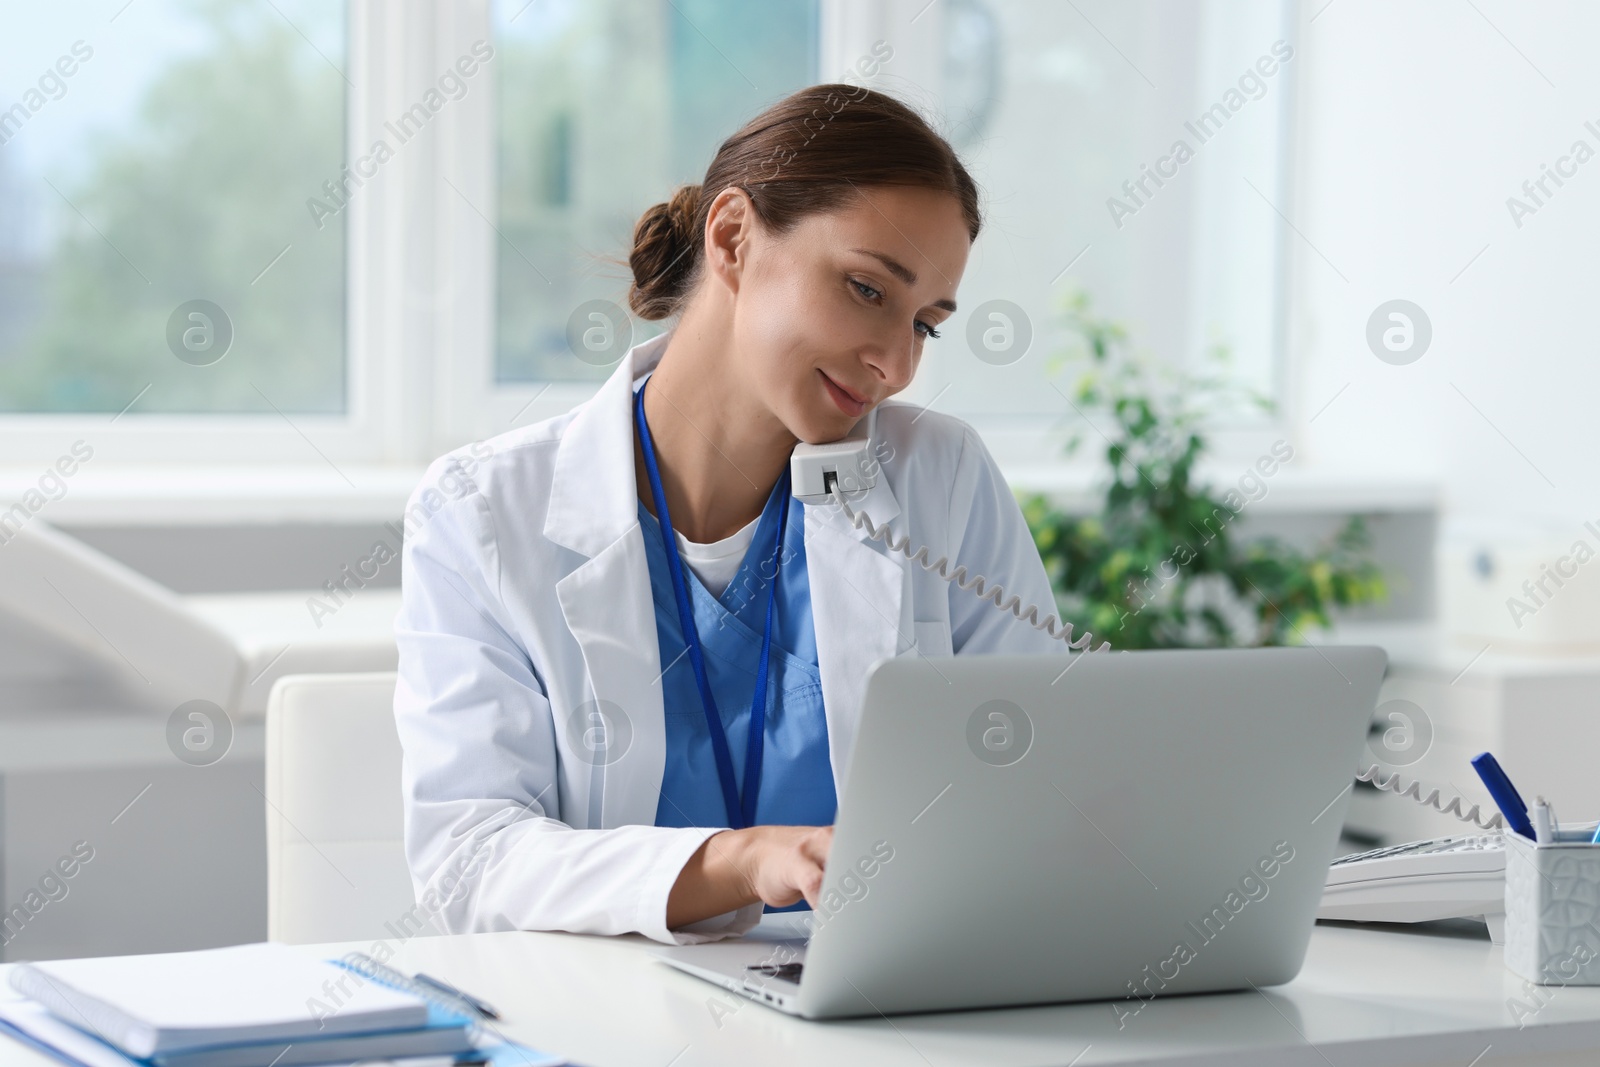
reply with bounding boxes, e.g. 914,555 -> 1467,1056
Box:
266,672 -> 424,944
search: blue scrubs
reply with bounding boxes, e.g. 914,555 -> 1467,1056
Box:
640,478 -> 837,834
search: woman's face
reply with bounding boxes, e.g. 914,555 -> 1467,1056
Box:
719,184 -> 971,446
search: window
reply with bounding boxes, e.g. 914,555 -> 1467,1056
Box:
491,0 -> 820,384
830,0 -> 1297,461
0,0 -> 347,415
463,0 -> 1296,459
0,0 -> 1292,471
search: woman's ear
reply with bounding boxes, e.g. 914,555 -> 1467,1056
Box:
703,185 -> 754,295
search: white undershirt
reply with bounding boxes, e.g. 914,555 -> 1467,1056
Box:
674,515 -> 759,599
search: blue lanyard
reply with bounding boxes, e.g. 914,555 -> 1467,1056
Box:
634,378 -> 789,830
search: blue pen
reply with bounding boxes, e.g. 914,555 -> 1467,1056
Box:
1472,752 -> 1535,840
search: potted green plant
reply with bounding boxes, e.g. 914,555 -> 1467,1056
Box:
1022,289 -> 1388,650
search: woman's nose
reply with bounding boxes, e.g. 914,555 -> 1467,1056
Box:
861,331 -> 917,392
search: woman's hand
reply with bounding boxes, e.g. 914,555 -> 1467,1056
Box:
737,825 -> 834,909
667,825 -> 833,930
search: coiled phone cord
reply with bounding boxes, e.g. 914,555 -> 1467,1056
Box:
1354,763 -> 1505,831
819,489 -> 1510,836
825,486 -> 1112,653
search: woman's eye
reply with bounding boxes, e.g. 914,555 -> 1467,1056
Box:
854,279 -> 941,340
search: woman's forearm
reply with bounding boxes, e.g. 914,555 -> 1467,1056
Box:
667,829 -> 762,929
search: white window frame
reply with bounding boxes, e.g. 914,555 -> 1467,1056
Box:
430,1 -> 595,451
0,0 -> 469,468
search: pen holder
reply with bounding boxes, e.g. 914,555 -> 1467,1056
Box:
1505,829 -> 1600,985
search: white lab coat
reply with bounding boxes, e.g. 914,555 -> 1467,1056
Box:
393,326 -> 1065,945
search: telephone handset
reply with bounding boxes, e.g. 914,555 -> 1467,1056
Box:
789,412 -> 1109,653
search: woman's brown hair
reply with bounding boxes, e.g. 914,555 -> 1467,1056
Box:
626,84 -> 981,321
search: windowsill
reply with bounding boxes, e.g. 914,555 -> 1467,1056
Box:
0,462 -> 1441,527
0,465 -> 425,526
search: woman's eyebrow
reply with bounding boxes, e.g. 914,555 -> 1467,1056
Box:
849,247 -> 958,313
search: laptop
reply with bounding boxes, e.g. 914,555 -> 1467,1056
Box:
657,645 -> 1387,1019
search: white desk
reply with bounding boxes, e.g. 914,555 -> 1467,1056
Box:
6,922 -> 1600,1067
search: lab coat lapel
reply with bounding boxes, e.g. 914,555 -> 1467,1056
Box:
554,539 -> 662,828
806,477 -> 906,799
547,330 -> 674,829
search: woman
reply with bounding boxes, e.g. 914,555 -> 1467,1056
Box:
394,84 -> 1068,945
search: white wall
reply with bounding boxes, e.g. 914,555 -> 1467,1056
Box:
1291,0 -> 1598,530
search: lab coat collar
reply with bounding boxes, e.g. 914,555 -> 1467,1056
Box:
544,328 -> 670,559
544,325 -> 901,558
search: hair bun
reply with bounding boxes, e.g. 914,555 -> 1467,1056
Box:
628,183 -> 702,320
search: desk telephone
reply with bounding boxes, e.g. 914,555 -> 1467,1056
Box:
1319,761 -> 1520,941
795,421 -> 1519,940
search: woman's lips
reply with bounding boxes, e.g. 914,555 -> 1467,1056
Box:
821,372 -> 868,417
